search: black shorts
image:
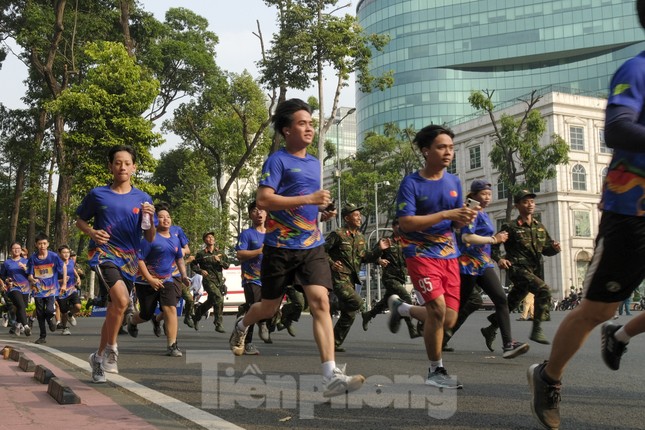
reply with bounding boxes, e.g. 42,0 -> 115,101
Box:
260,245 -> 332,300
56,291 -> 81,313
584,212 -> 645,302
94,262 -> 134,296
135,280 -> 181,321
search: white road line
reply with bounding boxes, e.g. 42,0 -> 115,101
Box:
4,340 -> 245,430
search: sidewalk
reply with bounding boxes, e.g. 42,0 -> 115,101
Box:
0,342 -> 159,430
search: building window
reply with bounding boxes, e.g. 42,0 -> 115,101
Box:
447,156 -> 457,175
573,211 -> 591,237
572,164 -> 587,191
497,179 -> 509,200
598,129 -> 612,154
601,167 -> 608,186
469,145 -> 481,169
575,250 -> 592,289
569,126 -> 585,151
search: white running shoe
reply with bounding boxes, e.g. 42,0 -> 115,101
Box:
102,348 -> 119,374
323,365 -> 365,398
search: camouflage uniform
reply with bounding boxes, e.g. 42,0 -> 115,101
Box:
489,215 -> 559,341
361,236 -> 419,338
191,247 -> 230,331
326,227 -> 382,350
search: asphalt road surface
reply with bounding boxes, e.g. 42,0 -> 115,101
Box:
2,310 -> 643,430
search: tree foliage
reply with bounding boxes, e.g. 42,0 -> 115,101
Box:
469,90 -> 570,221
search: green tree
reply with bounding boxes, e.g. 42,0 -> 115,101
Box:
46,41 -> 163,195
469,90 -> 570,221
259,0 -> 393,154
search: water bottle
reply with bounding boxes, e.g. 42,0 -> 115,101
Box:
141,204 -> 152,230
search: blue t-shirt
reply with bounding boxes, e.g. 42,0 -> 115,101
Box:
236,228 -> 264,286
137,233 -> 183,282
259,148 -> 324,249
0,258 -> 30,294
169,225 -> 189,277
27,251 -> 64,298
603,51 -> 645,217
396,171 -> 462,259
58,259 -> 78,299
457,210 -> 495,276
76,185 -> 154,281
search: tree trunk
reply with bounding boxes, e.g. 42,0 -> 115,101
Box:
9,160 -> 27,244
119,0 -> 135,56
53,113 -> 71,246
45,153 -> 55,237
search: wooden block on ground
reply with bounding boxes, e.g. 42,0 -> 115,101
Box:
34,364 -> 56,384
47,377 -> 81,405
18,355 -> 36,372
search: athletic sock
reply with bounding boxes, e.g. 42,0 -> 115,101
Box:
430,359 -> 443,373
614,327 -> 631,344
322,361 -> 336,379
236,319 -> 247,332
397,303 -> 412,317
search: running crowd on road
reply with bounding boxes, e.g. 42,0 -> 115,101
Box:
1,2 -> 644,424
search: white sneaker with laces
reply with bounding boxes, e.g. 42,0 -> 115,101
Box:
62,328 -> 71,336
323,365 -> 365,398
68,312 -> 77,327
102,348 -> 119,374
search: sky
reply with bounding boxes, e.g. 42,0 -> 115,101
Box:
0,0 -> 358,155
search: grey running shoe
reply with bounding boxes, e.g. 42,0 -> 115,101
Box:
47,317 -> 57,332
258,322 -> 272,343
601,322 -> 627,371
387,294 -> 404,333
480,326 -> 497,351
62,328 -> 71,336
244,343 -> 260,355
152,317 -> 162,337
126,314 -> 139,338
184,315 -> 194,329
14,323 -> 22,337
323,365 -> 365,398
166,342 -> 183,357
23,324 -> 31,337
425,367 -> 463,389
229,316 -> 248,356
34,337 -> 46,344
89,352 -> 106,383
528,361 -> 561,430
502,341 -> 529,359
68,312 -> 77,327
102,348 -> 119,374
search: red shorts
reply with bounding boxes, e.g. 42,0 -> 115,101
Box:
405,257 -> 460,311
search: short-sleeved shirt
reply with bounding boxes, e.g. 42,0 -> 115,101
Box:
603,51 -> 645,217
396,171 -> 462,259
169,225 -> 189,277
457,210 -> 495,276
0,258 -> 30,294
137,233 -> 183,283
58,259 -> 79,299
259,148 -> 324,250
236,228 -> 264,286
27,251 -> 64,298
76,185 -> 154,281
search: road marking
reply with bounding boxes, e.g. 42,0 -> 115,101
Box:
4,340 -> 244,430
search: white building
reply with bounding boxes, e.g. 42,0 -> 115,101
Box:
451,91 -> 611,300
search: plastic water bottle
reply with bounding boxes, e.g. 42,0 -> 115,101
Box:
141,205 -> 152,230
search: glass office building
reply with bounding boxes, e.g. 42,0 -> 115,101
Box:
355,0 -> 645,139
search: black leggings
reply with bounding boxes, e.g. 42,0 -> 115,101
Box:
8,291 -> 29,326
453,268 -> 513,346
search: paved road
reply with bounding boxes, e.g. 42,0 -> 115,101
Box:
2,310 -> 643,429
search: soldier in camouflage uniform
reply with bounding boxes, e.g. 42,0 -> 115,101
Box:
483,190 -> 561,345
361,218 -> 420,338
325,203 -> 389,352
191,232 -> 230,333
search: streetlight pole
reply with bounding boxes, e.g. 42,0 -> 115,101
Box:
374,180 -> 390,303
334,108 -> 356,226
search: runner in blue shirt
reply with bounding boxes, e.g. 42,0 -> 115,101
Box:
228,99 -> 365,398
170,224 -> 195,328
388,124 -> 476,389
76,145 -> 156,383
530,3 -> 645,428
26,233 -> 66,344
57,245 -> 83,336
127,202 -> 190,357
1,242 -> 32,336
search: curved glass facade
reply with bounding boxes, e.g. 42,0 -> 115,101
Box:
356,0 -> 645,139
